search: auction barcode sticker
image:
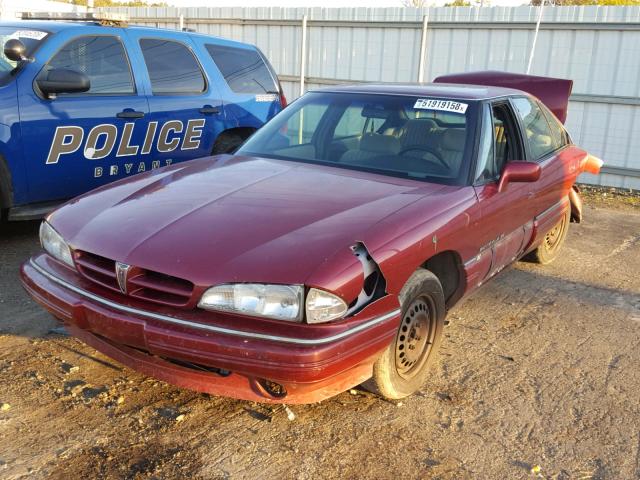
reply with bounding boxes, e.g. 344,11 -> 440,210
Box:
413,99 -> 468,114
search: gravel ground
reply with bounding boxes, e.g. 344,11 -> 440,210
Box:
0,199 -> 639,480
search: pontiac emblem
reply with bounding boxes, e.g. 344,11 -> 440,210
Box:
115,262 -> 131,294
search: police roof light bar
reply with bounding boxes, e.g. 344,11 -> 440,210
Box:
20,11 -> 129,27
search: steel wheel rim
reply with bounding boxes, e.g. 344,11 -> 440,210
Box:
544,213 -> 567,252
395,296 -> 435,379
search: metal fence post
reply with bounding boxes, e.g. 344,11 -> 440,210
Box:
527,1 -> 545,74
179,14 -> 184,31
418,12 -> 429,83
299,14 -> 308,97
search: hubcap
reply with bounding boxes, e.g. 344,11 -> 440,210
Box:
395,297 -> 433,378
544,214 -> 567,251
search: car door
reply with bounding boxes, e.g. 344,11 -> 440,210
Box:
472,100 -> 535,281
18,30 -> 150,203
511,97 -> 574,242
125,31 -> 225,164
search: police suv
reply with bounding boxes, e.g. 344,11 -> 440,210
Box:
0,14 -> 286,220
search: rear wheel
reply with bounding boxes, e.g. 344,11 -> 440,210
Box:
527,206 -> 571,265
369,269 -> 446,400
211,128 -> 256,155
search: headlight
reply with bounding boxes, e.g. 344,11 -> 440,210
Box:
39,221 -> 74,268
305,288 -> 348,324
198,284 -> 303,322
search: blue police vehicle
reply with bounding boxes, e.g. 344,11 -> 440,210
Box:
0,14 -> 286,220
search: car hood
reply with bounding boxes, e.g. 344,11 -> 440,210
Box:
51,155 -> 451,288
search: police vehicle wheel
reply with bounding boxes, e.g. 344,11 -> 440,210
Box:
368,269 -> 445,400
211,132 -> 244,155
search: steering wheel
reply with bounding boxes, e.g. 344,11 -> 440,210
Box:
399,145 -> 448,170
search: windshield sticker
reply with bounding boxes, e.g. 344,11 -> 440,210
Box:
413,99 -> 468,114
13,30 -> 47,41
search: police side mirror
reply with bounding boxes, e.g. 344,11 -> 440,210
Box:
37,68 -> 90,98
497,161 -> 541,193
4,39 -> 30,62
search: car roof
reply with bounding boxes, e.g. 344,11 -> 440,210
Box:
315,82 -> 524,100
0,20 -> 258,50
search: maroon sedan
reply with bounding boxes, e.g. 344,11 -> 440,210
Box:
21,73 -> 602,404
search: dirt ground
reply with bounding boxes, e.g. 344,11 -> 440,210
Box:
1,197 -> 639,480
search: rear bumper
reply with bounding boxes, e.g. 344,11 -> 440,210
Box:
21,254 -> 400,404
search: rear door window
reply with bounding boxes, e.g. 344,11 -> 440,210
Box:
512,97 -> 556,160
205,44 -> 278,94
139,38 -> 206,94
538,101 -> 571,151
43,35 -> 134,95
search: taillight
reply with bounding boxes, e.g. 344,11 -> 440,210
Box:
279,85 -> 287,108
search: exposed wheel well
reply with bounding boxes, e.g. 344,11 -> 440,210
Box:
211,127 -> 257,155
422,250 -> 465,309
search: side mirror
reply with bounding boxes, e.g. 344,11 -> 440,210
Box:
4,39 -> 29,62
37,68 -> 90,97
498,161 -> 541,193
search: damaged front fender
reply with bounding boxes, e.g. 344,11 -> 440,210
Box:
346,242 -> 387,315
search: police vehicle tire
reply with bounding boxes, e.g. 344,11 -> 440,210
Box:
211,132 -> 244,155
368,269 -> 445,400
526,206 -> 571,265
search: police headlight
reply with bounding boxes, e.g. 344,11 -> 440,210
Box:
198,285 -> 348,323
39,221 -> 74,268
198,284 -> 304,322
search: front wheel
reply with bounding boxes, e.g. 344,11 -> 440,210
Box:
526,206 -> 571,265
369,269 -> 446,400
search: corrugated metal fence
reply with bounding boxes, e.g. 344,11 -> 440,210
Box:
102,6 -> 640,189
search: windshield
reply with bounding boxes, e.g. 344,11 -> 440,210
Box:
0,27 -> 49,86
237,91 -> 478,185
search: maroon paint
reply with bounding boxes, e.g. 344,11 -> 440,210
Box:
434,71 -> 573,123
21,83 -> 600,404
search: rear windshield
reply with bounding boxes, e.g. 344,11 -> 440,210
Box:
205,44 -> 278,94
237,92 -> 478,185
0,27 -> 49,86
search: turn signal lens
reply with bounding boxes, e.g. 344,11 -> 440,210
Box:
39,221 -> 74,268
305,288 -> 348,324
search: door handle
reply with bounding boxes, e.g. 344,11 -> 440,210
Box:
199,105 -> 220,115
117,109 -> 145,119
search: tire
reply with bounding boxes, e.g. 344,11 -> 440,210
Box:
211,132 -> 244,155
369,269 -> 446,400
527,205 -> 571,265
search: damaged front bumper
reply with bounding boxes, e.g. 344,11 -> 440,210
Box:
21,254 -> 401,404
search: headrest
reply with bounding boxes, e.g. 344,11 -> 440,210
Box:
441,129 -> 466,151
404,118 -> 437,132
360,133 -> 401,154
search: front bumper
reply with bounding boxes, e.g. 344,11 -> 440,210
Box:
21,254 -> 400,403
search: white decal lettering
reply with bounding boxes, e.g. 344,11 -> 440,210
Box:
94,167 -> 103,178
182,119 -> 205,150
141,121 -> 158,155
84,124 -> 117,160
151,160 -> 160,169
137,162 -> 145,173
117,122 -> 139,157
124,163 -> 133,174
46,126 -> 84,164
110,165 -> 118,175
157,121 -> 183,153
